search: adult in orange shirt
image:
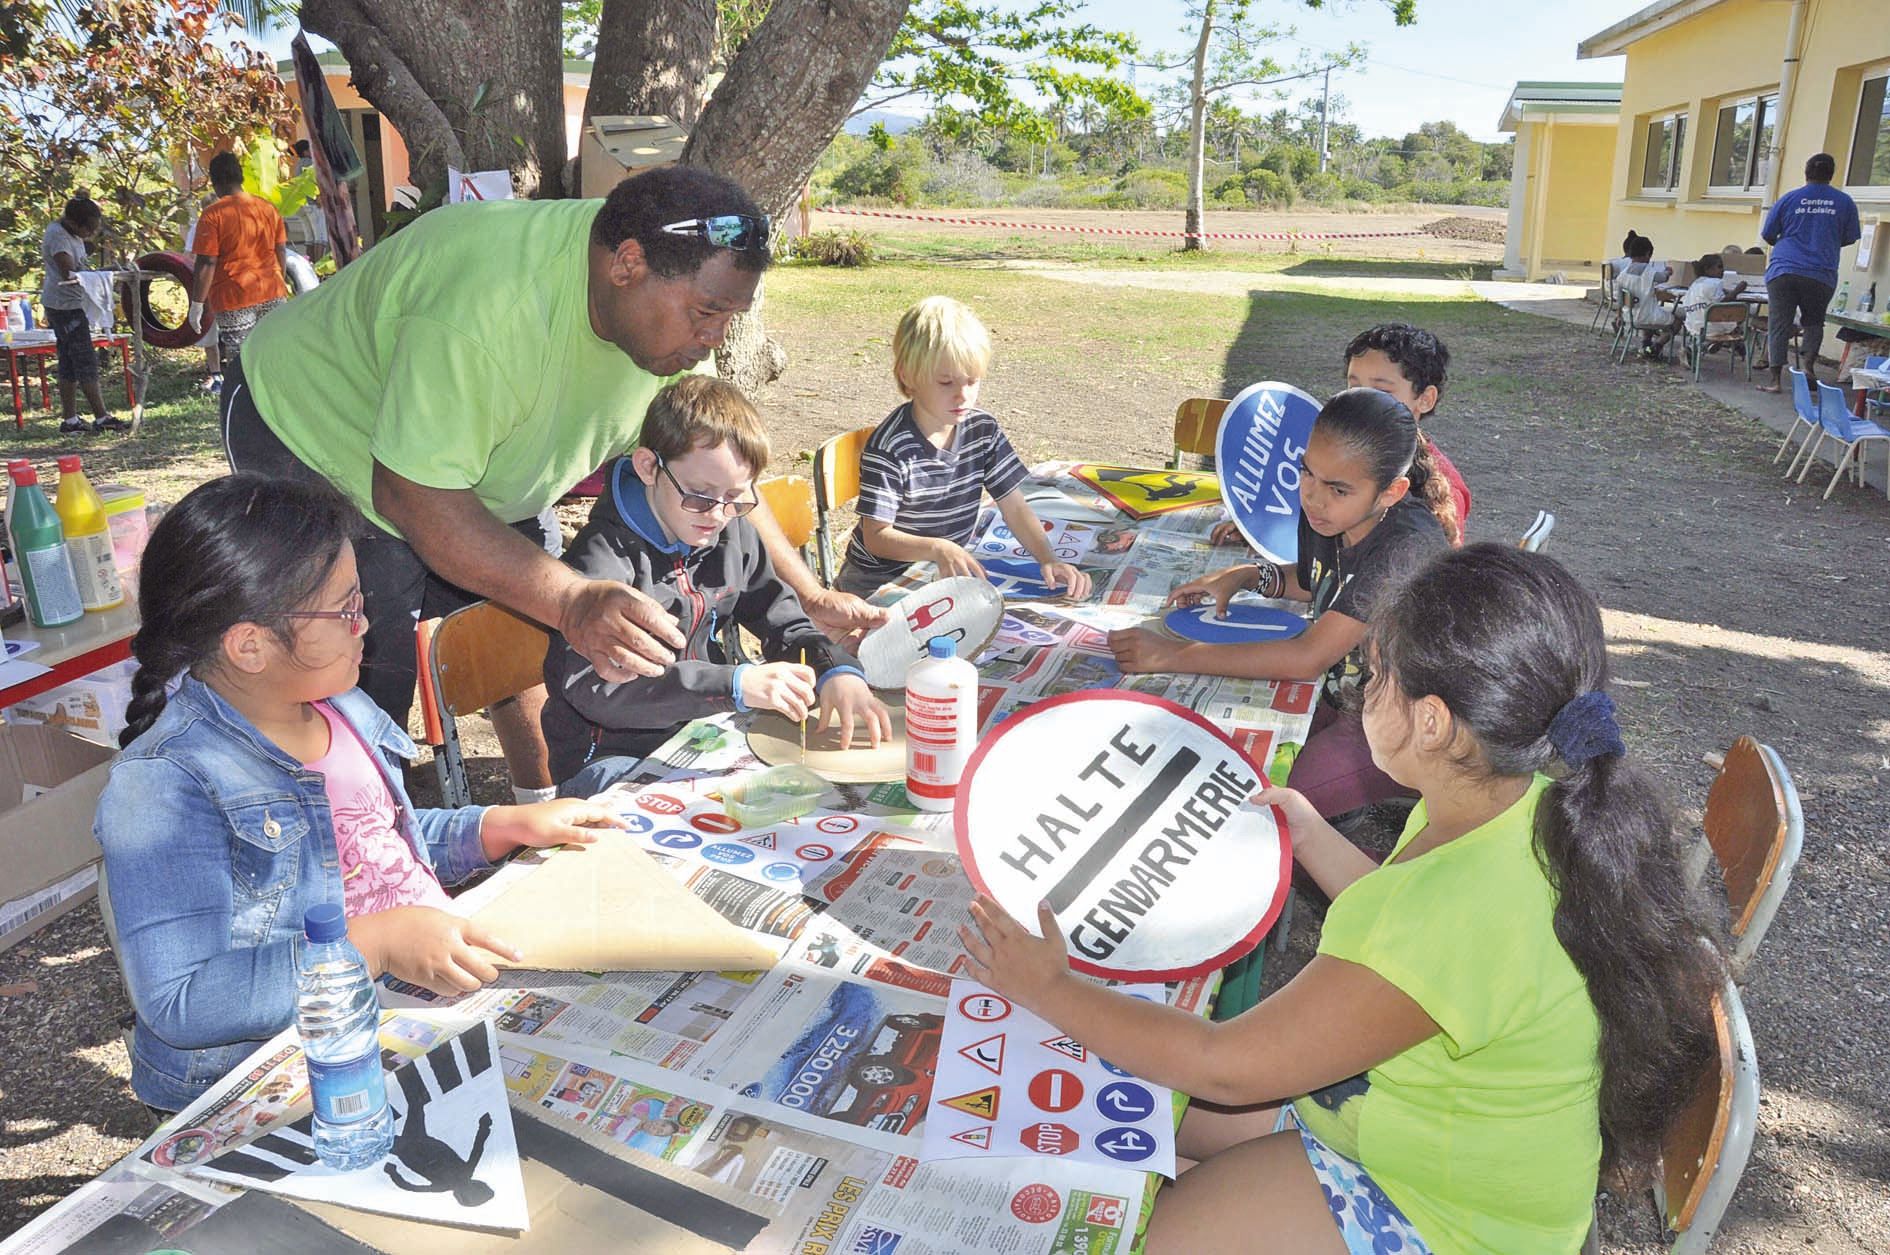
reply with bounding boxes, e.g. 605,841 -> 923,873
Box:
189,151 -> 289,367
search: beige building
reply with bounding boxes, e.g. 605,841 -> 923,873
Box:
1496,82 -> 1623,280
1577,0 -> 1889,293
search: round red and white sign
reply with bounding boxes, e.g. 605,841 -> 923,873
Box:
956,690 -> 1292,980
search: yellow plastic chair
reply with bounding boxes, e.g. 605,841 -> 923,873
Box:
812,425 -> 877,585
1169,397 -> 1228,468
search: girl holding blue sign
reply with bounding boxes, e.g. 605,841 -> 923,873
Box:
1110,388 -> 1451,818
968,544 -> 1722,1255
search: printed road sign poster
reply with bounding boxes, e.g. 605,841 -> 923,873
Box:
956,690 -> 1292,980
188,1020 -> 527,1232
1068,465 -> 1221,519
1214,381 -> 1321,566
857,576 -> 1004,688
920,979 -> 1178,1178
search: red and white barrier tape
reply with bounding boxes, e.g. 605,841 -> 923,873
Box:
818,205 -> 1426,242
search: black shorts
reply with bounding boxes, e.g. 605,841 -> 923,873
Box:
219,356 -> 562,724
46,305 -> 98,383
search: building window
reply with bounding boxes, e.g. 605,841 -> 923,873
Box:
1640,112 -> 1687,194
1707,92 -> 1777,194
1848,72 -> 1890,187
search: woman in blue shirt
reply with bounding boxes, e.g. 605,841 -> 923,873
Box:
1758,152 -> 1862,393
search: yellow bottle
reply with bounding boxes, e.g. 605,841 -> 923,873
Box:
54,455 -> 124,612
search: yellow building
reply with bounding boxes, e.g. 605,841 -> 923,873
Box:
1578,0 -> 1890,295
1497,83 -> 1623,280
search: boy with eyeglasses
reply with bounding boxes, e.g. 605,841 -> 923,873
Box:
541,376 -> 890,790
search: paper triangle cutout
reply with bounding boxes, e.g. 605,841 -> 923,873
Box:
189,1021 -> 528,1232
959,1033 -> 1007,1076
1041,1035 -> 1088,1064
470,838 -> 777,972
949,1125 -> 992,1150
941,1086 -> 1001,1121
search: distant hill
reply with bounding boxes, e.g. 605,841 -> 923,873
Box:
845,110 -> 923,136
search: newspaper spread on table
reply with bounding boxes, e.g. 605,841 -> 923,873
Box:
9,464 -> 1320,1255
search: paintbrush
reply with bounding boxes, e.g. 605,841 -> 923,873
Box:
799,647 -> 808,763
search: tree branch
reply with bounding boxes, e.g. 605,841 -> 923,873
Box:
300,0 -> 466,185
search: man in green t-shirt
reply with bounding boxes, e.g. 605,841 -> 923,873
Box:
220,166 -> 883,795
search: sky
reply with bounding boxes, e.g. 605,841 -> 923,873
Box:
250,0 -> 1655,144
1080,0 -> 1652,142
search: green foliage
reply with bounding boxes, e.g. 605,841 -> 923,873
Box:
795,228 -> 877,267
241,132 -> 318,219
0,0 -> 294,284
1104,167 -> 1190,210
873,0 -> 1146,144
830,135 -> 927,204
1214,166 -> 1296,207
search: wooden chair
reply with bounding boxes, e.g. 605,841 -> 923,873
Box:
1168,397 -> 1228,469
1689,736 -> 1803,979
757,474 -> 817,558
1519,510 -> 1556,553
812,425 -> 877,585
1655,978 -> 1761,1254
415,600 -> 552,808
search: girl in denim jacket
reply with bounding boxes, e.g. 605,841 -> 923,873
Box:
96,475 -> 624,1111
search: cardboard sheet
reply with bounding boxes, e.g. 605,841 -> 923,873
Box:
745,691 -> 908,783
470,839 -> 778,972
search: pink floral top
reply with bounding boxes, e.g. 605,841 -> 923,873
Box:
309,701 -> 451,915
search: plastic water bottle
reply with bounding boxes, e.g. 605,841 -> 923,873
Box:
905,635 -> 977,812
295,903 -> 394,1170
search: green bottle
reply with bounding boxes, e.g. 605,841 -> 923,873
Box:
6,462 -> 84,628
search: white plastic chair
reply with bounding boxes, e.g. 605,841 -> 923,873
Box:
1519,511 -> 1556,553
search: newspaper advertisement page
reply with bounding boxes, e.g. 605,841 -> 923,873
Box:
693,968 -> 949,1155
832,1155 -> 1151,1255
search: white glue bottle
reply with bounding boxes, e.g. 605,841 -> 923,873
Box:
905,635 -> 977,812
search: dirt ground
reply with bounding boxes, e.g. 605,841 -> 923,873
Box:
3,242 -> 1887,1251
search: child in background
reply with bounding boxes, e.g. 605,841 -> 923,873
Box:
834,297 -> 1092,601
96,475 -> 625,1113
1113,388 -> 1450,819
966,544 -> 1723,1255
1614,235 -> 1676,356
1215,324 -> 1468,545
38,194 -> 130,433
1680,253 -> 1748,347
543,376 -> 889,792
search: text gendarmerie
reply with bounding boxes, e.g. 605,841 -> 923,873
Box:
995,723 -> 1257,961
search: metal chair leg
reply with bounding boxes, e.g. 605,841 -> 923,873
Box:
1789,431 -> 1824,480
1824,443 -> 1855,499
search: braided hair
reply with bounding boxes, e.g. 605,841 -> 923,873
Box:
120,475 -> 355,748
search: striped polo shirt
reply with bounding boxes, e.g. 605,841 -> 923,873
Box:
841,402 -> 1029,588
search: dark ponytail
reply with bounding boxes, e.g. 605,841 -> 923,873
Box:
120,475 -> 355,747
1369,544 -> 1723,1182
1313,387 -> 1459,543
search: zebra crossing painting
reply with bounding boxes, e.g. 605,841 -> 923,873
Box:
188,1019 -> 528,1232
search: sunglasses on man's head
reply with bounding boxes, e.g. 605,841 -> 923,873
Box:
660,214 -> 771,252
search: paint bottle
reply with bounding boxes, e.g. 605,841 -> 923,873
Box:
905,635 -> 977,812
6,462 -> 84,628
53,456 -> 123,612
1836,281 -> 1851,313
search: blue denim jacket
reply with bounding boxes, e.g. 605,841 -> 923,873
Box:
94,678 -> 490,1111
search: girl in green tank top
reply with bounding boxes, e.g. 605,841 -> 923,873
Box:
962,545 -> 1725,1255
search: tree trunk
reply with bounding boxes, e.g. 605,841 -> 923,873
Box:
585,0 -> 717,126
1183,2 -> 1215,252
685,0 -> 909,389
685,0 -> 908,221
300,0 -> 568,198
